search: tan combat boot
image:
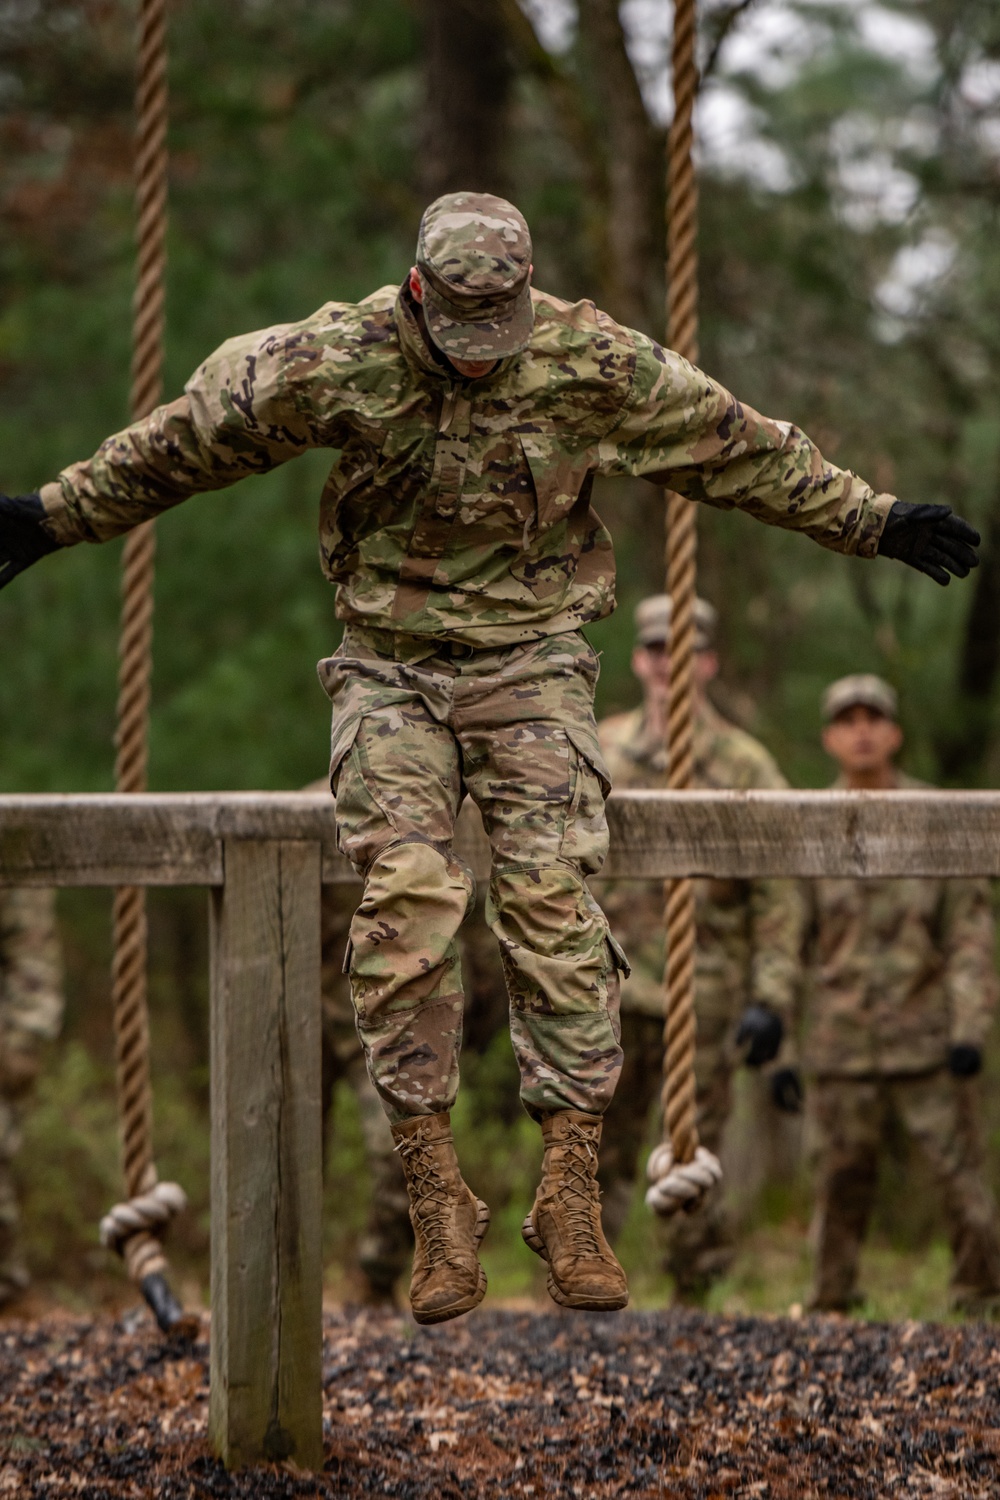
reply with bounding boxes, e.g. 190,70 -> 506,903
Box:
391,1113 -> 490,1325
522,1110 -> 629,1311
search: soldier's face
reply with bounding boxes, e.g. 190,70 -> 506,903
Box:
632,643 -> 718,701
408,268 -> 499,380
633,642 -> 670,698
822,705 -> 902,774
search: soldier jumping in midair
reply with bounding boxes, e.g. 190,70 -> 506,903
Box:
0,192 -> 980,1324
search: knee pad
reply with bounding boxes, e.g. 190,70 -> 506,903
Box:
487,862 -> 628,1021
348,837 -> 476,1023
362,836 -> 476,925
488,863 -> 608,961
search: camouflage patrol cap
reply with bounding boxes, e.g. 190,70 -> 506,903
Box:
634,594 -> 717,651
822,674 -> 898,723
416,191 -> 534,360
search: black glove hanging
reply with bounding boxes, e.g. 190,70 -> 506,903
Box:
771,1067 -> 803,1114
948,1044 -> 982,1078
735,1004 -> 784,1068
877,502 -> 980,586
0,493 -> 62,591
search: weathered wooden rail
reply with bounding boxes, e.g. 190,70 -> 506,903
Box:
1,788 -> 998,1470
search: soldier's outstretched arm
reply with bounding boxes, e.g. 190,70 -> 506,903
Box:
0,303 -> 366,592
598,334 -> 979,584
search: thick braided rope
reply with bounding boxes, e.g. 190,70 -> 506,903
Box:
105,0 -> 183,1285
647,0 -> 723,1218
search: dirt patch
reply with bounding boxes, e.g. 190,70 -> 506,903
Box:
0,1305 -> 997,1497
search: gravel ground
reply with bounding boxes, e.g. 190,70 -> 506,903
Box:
0,1305 -> 998,1497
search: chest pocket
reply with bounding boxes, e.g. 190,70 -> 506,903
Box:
450,429 -> 537,546
517,430 -> 592,534
319,434 -> 387,579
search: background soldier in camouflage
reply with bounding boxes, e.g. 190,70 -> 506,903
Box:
594,595 -> 805,1301
0,190 -> 979,1323
805,675 -> 1000,1314
0,888 -> 63,1309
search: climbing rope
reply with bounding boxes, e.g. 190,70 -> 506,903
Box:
646,0 -> 723,1218
104,0 -> 187,1328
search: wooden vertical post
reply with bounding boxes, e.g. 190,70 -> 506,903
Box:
209,838 -> 323,1471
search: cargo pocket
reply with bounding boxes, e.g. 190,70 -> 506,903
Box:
516,431 -> 591,534
606,929 -> 632,979
560,726 -> 612,876
565,725 -> 612,798
328,713 -> 362,797
329,716 -> 408,872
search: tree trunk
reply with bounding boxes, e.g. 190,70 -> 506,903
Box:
417,0 -> 514,201
577,0 -> 661,334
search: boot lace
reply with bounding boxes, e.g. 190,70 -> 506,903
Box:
557,1124 -> 604,1258
396,1127 -> 459,1267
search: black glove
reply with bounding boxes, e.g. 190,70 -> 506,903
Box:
877,501 -> 980,586
771,1067 -> 803,1114
735,1004 -> 784,1068
948,1044 -> 982,1078
0,492 -> 62,591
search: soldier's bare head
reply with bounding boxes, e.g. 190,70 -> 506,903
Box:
410,191 -> 535,380
821,675 -> 901,785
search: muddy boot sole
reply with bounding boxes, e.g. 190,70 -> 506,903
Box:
521,1213 -> 629,1312
412,1199 -> 491,1326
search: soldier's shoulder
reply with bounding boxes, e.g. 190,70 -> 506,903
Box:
357,284 -> 401,313
298,288 -> 399,350
897,771 -> 933,791
703,707 -> 787,790
530,287 -> 631,337
526,290 -> 637,400
598,707 -> 643,753
190,290 -> 401,393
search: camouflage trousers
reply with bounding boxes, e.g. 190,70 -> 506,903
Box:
318,626 -> 625,1125
597,1009 -> 736,1300
321,863 -> 511,1295
810,1072 -> 1000,1313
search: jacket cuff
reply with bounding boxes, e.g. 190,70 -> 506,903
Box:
39,481 -> 87,547
853,491 -> 895,560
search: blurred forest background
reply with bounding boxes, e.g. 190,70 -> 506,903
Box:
2,0 -> 1000,1318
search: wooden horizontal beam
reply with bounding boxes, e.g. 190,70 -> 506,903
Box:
0,789 -> 998,885
602,789 -> 1000,879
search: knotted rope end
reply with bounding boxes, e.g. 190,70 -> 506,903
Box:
99,1179 -> 187,1255
644,1142 -> 722,1218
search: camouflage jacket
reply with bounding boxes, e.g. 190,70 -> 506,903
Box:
0,888 -> 63,1042
804,774 -> 998,1077
41,284 -> 892,648
593,700 -> 805,1028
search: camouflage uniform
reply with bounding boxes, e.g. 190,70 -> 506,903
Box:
37,193 -> 891,1127
0,888 -> 63,1304
317,794 -> 507,1298
805,774 -> 1000,1313
595,698 -> 805,1295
